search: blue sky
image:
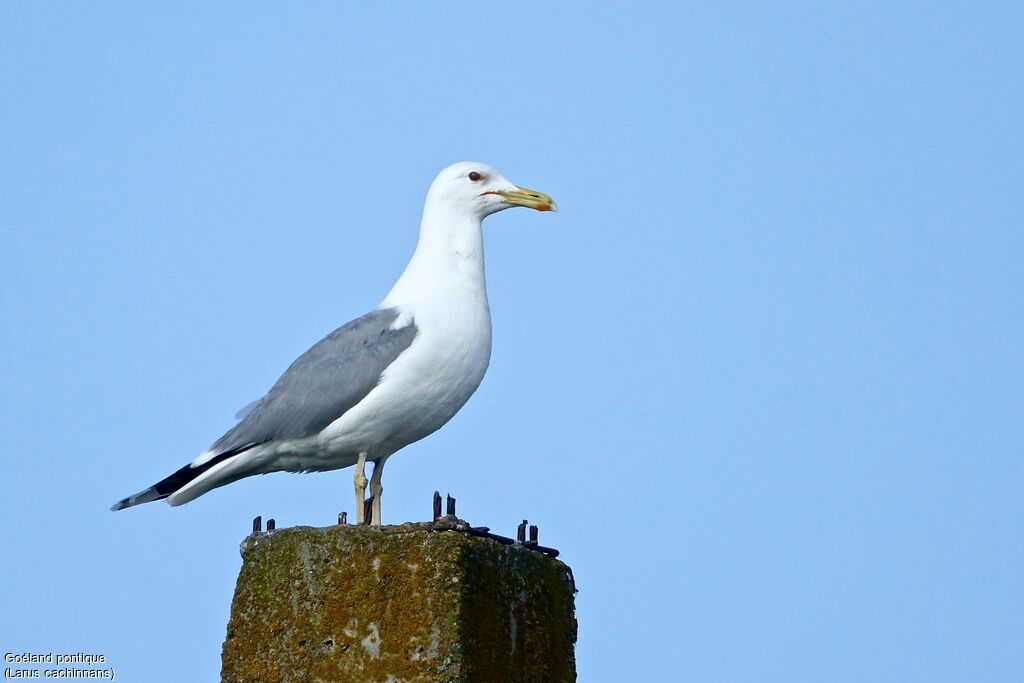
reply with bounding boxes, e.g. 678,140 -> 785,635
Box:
2,2 -> 1021,681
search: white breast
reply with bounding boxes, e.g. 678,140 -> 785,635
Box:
315,205 -> 493,462
319,299 -> 491,457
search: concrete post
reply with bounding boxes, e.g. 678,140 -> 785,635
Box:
221,518 -> 577,682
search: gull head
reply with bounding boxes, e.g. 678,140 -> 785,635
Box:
426,161 -> 557,219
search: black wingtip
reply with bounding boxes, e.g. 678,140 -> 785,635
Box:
112,443 -> 263,512
110,485 -> 165,511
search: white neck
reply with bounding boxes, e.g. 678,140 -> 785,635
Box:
381,203 -> 488,309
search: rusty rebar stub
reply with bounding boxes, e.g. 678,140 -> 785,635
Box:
266,518 -> 276,531
424,495 -> 560,558
252,516 -> 262,534
533,544 -> 560,558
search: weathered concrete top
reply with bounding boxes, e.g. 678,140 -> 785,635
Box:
222,518 -> 577,683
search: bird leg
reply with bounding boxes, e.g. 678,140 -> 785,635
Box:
369,455 -> 389,526
353,452 -> 369,524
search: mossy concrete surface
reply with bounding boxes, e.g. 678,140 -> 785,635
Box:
221,518 -> 576,683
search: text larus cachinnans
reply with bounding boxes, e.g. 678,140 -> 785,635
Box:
112,162 -> 556,524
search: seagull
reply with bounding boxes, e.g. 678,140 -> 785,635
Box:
111,162 -> 555,524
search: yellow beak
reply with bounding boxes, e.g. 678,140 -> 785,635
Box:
491,186 -> 558,212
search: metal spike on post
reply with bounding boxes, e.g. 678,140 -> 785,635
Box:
363,497 -> 373,525
432,491 -> 442,521
517,520 -> 528,543
252,516 -> 262,533
529,525 -> 539,544
338,512 -> 347,526
266,519 -> 276,531
446,494 -> 456,517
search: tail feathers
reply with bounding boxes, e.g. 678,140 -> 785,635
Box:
166,459 -> 254,507
110,442 -> 262,511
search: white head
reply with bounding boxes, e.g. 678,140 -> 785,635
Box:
425,161 -> 557,219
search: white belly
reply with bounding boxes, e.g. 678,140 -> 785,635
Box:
310,301 -> 492,467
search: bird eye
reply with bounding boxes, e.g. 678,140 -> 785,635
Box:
468,171 -> 484,182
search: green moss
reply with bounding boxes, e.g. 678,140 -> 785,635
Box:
221,521 -> 576,683
459,538 -> 578,682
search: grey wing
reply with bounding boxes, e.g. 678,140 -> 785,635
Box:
233,399 -> 260,420
208,307 -> 417,455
